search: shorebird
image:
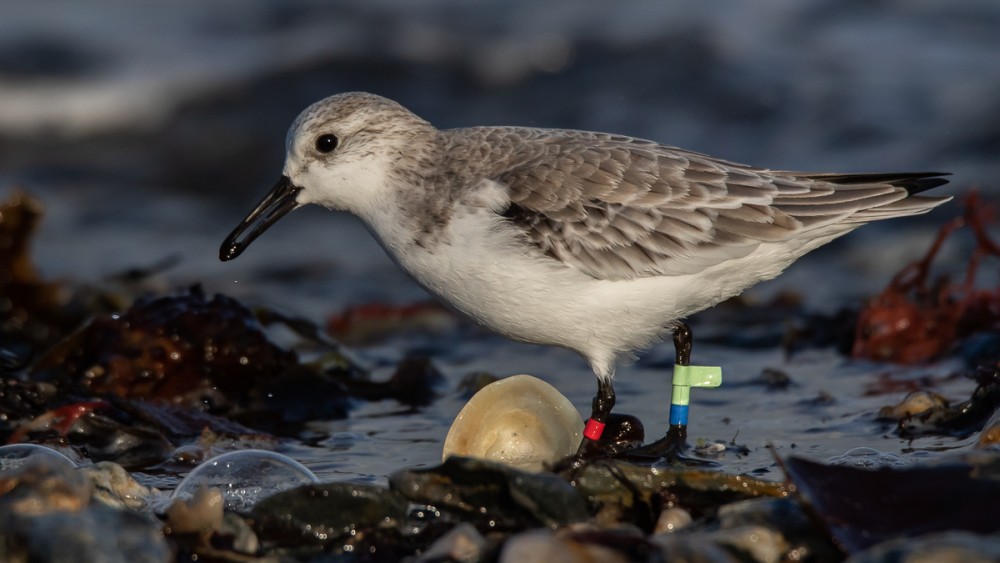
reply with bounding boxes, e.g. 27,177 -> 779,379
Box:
220,92 -> 949,455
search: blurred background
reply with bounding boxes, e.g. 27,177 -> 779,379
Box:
1,0 -> 998,311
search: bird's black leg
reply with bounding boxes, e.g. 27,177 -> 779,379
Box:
666,321 -> 691,443
625,321 -> 692,459
673,321 -> 692,367
575,377 -> 615,457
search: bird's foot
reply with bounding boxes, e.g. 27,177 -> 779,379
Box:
575,434 -> 601,457
552,438 -> 601,474
555,413 -> 646,471
622,424 -> 687,461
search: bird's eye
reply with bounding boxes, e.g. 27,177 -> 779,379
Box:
315,134 -> 339,154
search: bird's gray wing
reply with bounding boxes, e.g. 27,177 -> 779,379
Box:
452,127 -> 948,281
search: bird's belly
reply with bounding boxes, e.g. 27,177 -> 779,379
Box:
380,208 -> 838,369
404,247 -> 599,347
391,224 -> 685,359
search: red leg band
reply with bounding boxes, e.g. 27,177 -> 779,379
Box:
584,418 -> 606,441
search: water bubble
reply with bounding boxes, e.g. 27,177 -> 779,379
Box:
171,449 -> 318,513
827,447 -> 906,469
0,443 -> 79,472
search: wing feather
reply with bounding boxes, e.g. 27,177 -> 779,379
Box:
449,127 -> 949,280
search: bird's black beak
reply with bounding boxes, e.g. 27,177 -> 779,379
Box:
220,175 -> 303,261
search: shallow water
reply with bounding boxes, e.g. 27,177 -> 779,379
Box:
279,336 -> 975,485
3,0 -> 998,489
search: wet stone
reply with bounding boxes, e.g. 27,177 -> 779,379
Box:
240,365 -> 351,431
692,439 -> 730,458
165,486 -> 225,535
650,527 -> 773,563
717,498 -> 809,531
0,455 -> 169,562
716,498 -> 839,562
217,512 -> 261,555
567,459 -> 787,518
119,399 -> 271,443
0,454 -> 91,515
878,390 -> 950,421
946,364 -> 1000,436
26,286 -> 354,436
0,377 -> 57,440
846,531 -> 1000,563
30,287 -> 297,401
415,522 -> 487,563
562,524 -> 661,560
1,504 -> 171,563
653,507 -> 693,534
165,491 -> 263,561
390,456 -> 589,531
499,524 -> 657,563
51,406 -> 174,468
251,481 -> 410,546
0,348 -> 26,373
499,528 -> 631,563
876,365 -> 1000,439
783,453 -> 1000,553
82,460 -> 154,511
976,406 -> 1000,448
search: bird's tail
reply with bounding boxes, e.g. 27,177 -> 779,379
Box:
795,172 -> 952,224
808,172 -> 950,195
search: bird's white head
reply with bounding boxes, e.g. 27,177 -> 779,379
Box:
220,92 -> 437,261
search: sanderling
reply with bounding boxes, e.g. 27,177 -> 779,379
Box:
220,92 -> 949,456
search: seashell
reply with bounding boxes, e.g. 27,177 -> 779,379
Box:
443,374 -> 583,472
877,390 -> 949,420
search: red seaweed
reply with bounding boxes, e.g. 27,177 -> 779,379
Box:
853,192 -> 1000,364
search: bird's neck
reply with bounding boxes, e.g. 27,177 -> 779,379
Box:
360,139 -> 459,254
